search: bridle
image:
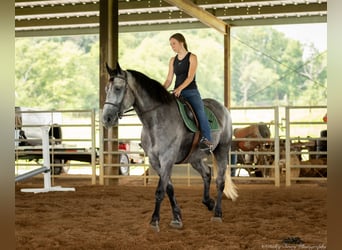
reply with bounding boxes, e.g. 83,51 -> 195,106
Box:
104,71 -> 166,118
104,74 -> 134,118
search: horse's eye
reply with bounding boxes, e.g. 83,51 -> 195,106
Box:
114,86 -> 122,92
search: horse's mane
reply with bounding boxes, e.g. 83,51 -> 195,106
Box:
127,69 -> 174,104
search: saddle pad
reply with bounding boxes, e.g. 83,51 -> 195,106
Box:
176,99 -> 219,133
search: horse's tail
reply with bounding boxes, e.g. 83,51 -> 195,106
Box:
210,152 -> 238,201
223,164 -> 238,201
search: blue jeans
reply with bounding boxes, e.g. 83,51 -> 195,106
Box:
181,89 -> 211,141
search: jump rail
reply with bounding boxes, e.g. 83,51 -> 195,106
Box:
16,126 -> 75,193
15,166 -> 49,182
15,109 -> 97,184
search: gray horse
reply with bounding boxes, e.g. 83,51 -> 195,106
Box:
102,62 -> 237,232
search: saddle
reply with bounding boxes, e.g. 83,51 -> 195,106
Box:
176,97 -> 219,133
175,97 -> 219,163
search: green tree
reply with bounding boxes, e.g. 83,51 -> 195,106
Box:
15,27 -> 326,110
231,27 -> 306,106
295,46 -> 327,106
119,29 -> 225,101
15,37 -> 99,110
238,60 -> 279,106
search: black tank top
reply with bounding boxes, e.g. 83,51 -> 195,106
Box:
173,52 -> 197,90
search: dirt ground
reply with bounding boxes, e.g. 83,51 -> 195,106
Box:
15,179 -> 327,250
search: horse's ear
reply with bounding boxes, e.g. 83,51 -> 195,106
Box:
105,62 -> 114,75
116,62 -> 122,75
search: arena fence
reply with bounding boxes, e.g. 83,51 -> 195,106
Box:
15,106 -> 327,187
15,109 -> 97,185
229,106 -> 280,186
99,106 -> 327,187
284,106 -> 327,186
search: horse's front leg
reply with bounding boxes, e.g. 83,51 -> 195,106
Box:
150,177 -> 165,232
150,163 -> 176,231
166,180 -> 183,229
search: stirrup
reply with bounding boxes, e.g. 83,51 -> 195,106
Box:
199,137 -> 213,152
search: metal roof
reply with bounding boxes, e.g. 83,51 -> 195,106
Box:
15,0 -> 327,37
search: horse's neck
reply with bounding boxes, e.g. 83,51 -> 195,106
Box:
133,100 -> 165,124
133,94 -> 175,129
128,75 -> 173,126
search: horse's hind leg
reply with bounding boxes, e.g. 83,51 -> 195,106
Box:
211,146 -> 229,221
191,160 -> 215,211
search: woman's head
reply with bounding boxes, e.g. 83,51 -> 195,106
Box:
169,33 -> 188,52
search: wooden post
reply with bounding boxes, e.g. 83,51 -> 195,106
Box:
224,26 -> 231,109
164,0 -> 231,108
99,0 -> 119,185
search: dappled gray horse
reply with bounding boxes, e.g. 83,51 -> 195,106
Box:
102,62 -> 237,232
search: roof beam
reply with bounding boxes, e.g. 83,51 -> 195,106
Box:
163,0 -> 228,34
15,3 -> 98,16
14,0 -> 327,37
16,16 -> 99,28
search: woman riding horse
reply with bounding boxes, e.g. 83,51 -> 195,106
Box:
102,62 -> 237,232
163,33 -> 213,152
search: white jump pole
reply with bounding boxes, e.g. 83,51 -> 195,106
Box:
21,126 -> 75,193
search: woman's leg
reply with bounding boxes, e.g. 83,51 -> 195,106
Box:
181,89 -> 212,141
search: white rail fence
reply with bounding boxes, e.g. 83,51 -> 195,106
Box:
284,106 -> 327,186
15,109 -> 97,184
98,106 -> 327,186
229,106 -> 280,186
15,106 -> 327,186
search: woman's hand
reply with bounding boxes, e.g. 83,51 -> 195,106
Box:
173,87 -> 182,97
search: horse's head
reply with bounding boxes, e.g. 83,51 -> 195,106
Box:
102,62 -> 134,128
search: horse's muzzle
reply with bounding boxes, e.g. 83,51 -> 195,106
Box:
102,112 -> 119,129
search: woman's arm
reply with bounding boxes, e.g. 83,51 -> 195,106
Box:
163,57 -> 175,89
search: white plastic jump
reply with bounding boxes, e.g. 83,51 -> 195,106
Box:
16,126 -> 75,193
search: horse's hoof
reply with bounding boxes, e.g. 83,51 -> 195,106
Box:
202,199 -> 215,211
150,221 -> 160,232
169,220 -> 183,229
211,217 -> 222,223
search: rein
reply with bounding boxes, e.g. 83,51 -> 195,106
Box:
135,103 -> 164,117
120,108 -> 135,117
103,102 -> 135,118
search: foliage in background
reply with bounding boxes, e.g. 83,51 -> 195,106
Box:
15,37 -> 99,110
118,29 -> 225,101
231,26 -> 326,106
15,27 -> 327,110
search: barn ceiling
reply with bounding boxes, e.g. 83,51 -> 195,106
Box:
15,0 -> 327,37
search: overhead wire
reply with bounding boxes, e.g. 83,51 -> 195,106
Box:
231,34 -> 327,100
